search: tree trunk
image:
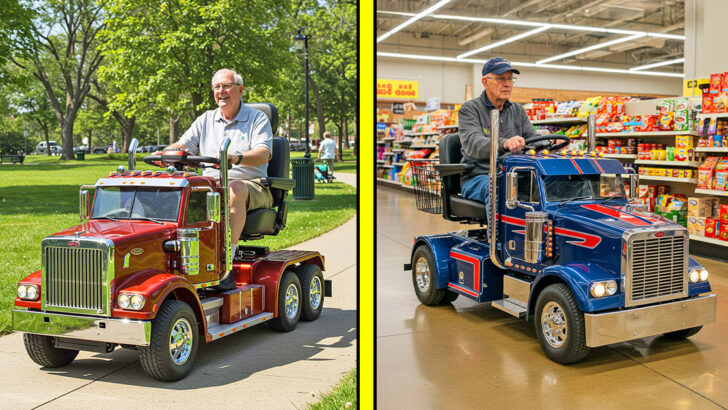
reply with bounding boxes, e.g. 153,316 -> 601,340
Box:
352,115 -> 357,157
335,122 -> 343,161
169,114 -> 180,144
88,129 -> 92,152
309,76 -> 326,140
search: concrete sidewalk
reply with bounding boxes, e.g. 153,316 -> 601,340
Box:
0,173 -> 357,409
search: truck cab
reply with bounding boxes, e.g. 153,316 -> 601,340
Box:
407,110 -> 716,363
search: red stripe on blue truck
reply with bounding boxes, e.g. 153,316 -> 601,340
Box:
570,158 -> 583,174
450,251 -> 480,292
581,204 -> 651,226
448,282 -> 479,297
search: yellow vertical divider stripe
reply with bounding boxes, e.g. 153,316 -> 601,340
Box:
359,1 -> 374,408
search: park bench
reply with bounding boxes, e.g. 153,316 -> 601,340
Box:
0,154 -> 25,164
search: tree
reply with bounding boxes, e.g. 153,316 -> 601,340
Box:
100,0 -> 292,143
9,0 -> 106,159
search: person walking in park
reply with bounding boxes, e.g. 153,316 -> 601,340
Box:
163,68 -> 274,290
317,131 -> 338,173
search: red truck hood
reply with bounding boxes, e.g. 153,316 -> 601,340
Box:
52,219 -> 176,246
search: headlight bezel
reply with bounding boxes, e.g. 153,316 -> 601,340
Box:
590,280 -> 618,298
689,268 -> 709,283
117,292 -> 145,310
17,284 -> 40,301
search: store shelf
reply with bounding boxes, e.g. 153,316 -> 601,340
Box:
696,113 -> 728,120
377,141 -> 385,145
393,162 -> 406,166
695,147 -> 728,152
377,177 -> 415,191
396,139 -> 413,144
392,148 -> 407,152
410,144 -> 438,149
382,152 -> 394,156
376,160 -> 385,164
603,154 -> 637,159
638,175 -> 698,183
695,188 -> 728,197
596,131 -> 700,137
635,160 -> 701,167
531,117 -> 588,125
382,137 -> 395,141
437,125 -> 459,130
380,165 -> 393,169
410,132 -> 439,136
690,234 -> 728,247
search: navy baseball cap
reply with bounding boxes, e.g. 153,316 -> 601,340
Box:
482,57 -> 520,76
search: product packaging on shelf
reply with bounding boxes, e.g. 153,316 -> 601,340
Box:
688,197 -> 718,217
711,73 -> 723,93
706,218 -> 720,238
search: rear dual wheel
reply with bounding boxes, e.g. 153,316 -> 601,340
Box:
412,245 -> 458,306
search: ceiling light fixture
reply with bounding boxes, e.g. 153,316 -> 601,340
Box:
376,52 -> 684,78
376,0 -> 453,43
457,26 -> 551,59
630,58 -> 685,71
536,33 -> 646,64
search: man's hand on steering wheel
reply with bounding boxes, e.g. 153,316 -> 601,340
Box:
504,136 -> 525,153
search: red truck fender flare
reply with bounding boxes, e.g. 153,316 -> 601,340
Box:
251,251 -> 325,317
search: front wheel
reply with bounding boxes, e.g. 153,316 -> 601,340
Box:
663,326 -> 703,340
138,300 -> 199,381
24,334 -> 79,368
269,270 -> 302,332
534,283 -> 590,364
298,264 -> 325,321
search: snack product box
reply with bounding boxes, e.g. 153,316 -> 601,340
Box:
687,216 -> 698,235
715,157 -> 728,190
703,93 -> 714,114
721,222 -> 728,241
674,148 -> 694,162
721,204 -> 728,221
698,157 -> 720,189
711,73 -> 723,93
696,216 -> 707,236
723,72 -> 728,91
675,135 -> 694,149
706,217 -> 720,238
714,92 -> 728,113
659,111 -> 674,131
688,197 -> 717,217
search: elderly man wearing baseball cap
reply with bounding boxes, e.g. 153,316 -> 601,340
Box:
458,56 -> 539,206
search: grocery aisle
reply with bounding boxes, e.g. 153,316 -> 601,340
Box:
376,184 -> 728,409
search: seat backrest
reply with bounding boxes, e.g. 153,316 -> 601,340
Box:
439,133 -> 463,197
244,103 -> 279,131
268,137 -> 289,178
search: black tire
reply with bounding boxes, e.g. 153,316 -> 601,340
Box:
138,300 -> 199,381
269,270 -> 302,332
298,264 -> 325,321
440,290 -> 459,304
663,326 -> 703,340
412,245 -> 446,306
23,334 -> 78,368
534,283 -> 590,364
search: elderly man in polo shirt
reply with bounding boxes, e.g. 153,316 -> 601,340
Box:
458,57 -> 539,211
165,68 -> 273,290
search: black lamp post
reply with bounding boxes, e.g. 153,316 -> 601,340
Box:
294,28 -> 312,158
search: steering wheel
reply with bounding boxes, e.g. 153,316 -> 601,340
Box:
143,148 -> 230,171
523,134 -> 571,152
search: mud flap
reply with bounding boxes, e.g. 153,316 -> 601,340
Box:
324,279 -> 332,297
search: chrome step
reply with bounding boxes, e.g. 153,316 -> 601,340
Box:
492,298 -> 527,318
200,296 -> 223,327
207,312 -> 274,341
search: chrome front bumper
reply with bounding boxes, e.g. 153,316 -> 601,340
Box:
584,294 -> 716,348
13,309 -> 151,346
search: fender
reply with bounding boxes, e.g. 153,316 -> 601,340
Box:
251,250 -> 325,316
412,234 -> 468,290
530,262 -> 622,318
111,270 -> 202,322
687,256 -> 712,295
14,270 -> 42,309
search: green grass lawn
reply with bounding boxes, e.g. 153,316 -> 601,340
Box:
308,369 -> 357,409
290,148 -> 357,174
0,159 -> 356,334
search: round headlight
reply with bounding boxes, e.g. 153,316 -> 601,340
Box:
591,282 -> 606,298
605,281 -> 618,296
17,285 -> 27,299
689,270 -> 700,283
26,285 -> 38,300
130,294 -> 145,310
118,293 -> 131,309
700,269 -> 709,282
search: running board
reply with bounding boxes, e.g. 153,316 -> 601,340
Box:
492,298 -> 527,318
207,312 -> 274,341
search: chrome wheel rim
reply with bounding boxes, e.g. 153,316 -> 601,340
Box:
285,283 -> 300,319
415,257 -> 430,293
169,318 -> 193,365
309,276 -> 322,310
541,301 -> 567,348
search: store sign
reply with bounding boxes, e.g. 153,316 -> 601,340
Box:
377,79 -> 418,99
392,102 -> 404,114
426,97 -> 440,111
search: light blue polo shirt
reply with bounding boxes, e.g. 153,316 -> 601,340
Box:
178,103 -> 273,180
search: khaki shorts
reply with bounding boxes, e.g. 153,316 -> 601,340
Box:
238,178 -> 273,210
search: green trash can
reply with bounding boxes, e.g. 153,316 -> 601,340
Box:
291,158 -> 315,200
74,151 -> 85,161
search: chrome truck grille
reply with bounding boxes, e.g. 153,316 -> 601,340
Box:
41,237 -> 114,316
623,230 -> 688,308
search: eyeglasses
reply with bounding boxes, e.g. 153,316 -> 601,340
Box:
485,76 -> 517,85
212,82 -> 240,91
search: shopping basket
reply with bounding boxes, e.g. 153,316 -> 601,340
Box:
409,159 -> 442,214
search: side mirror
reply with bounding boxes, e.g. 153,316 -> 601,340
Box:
206,192 -> 221,223
505,171 -> 518,210
627,174 -> 639,200
79,189 -> 90,222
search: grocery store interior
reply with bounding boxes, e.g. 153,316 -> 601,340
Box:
375,0 -> 728,407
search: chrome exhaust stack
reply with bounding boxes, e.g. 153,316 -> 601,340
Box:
489,110 -> 505,269
128,138 -> 138,171
219,137 -> 232,274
